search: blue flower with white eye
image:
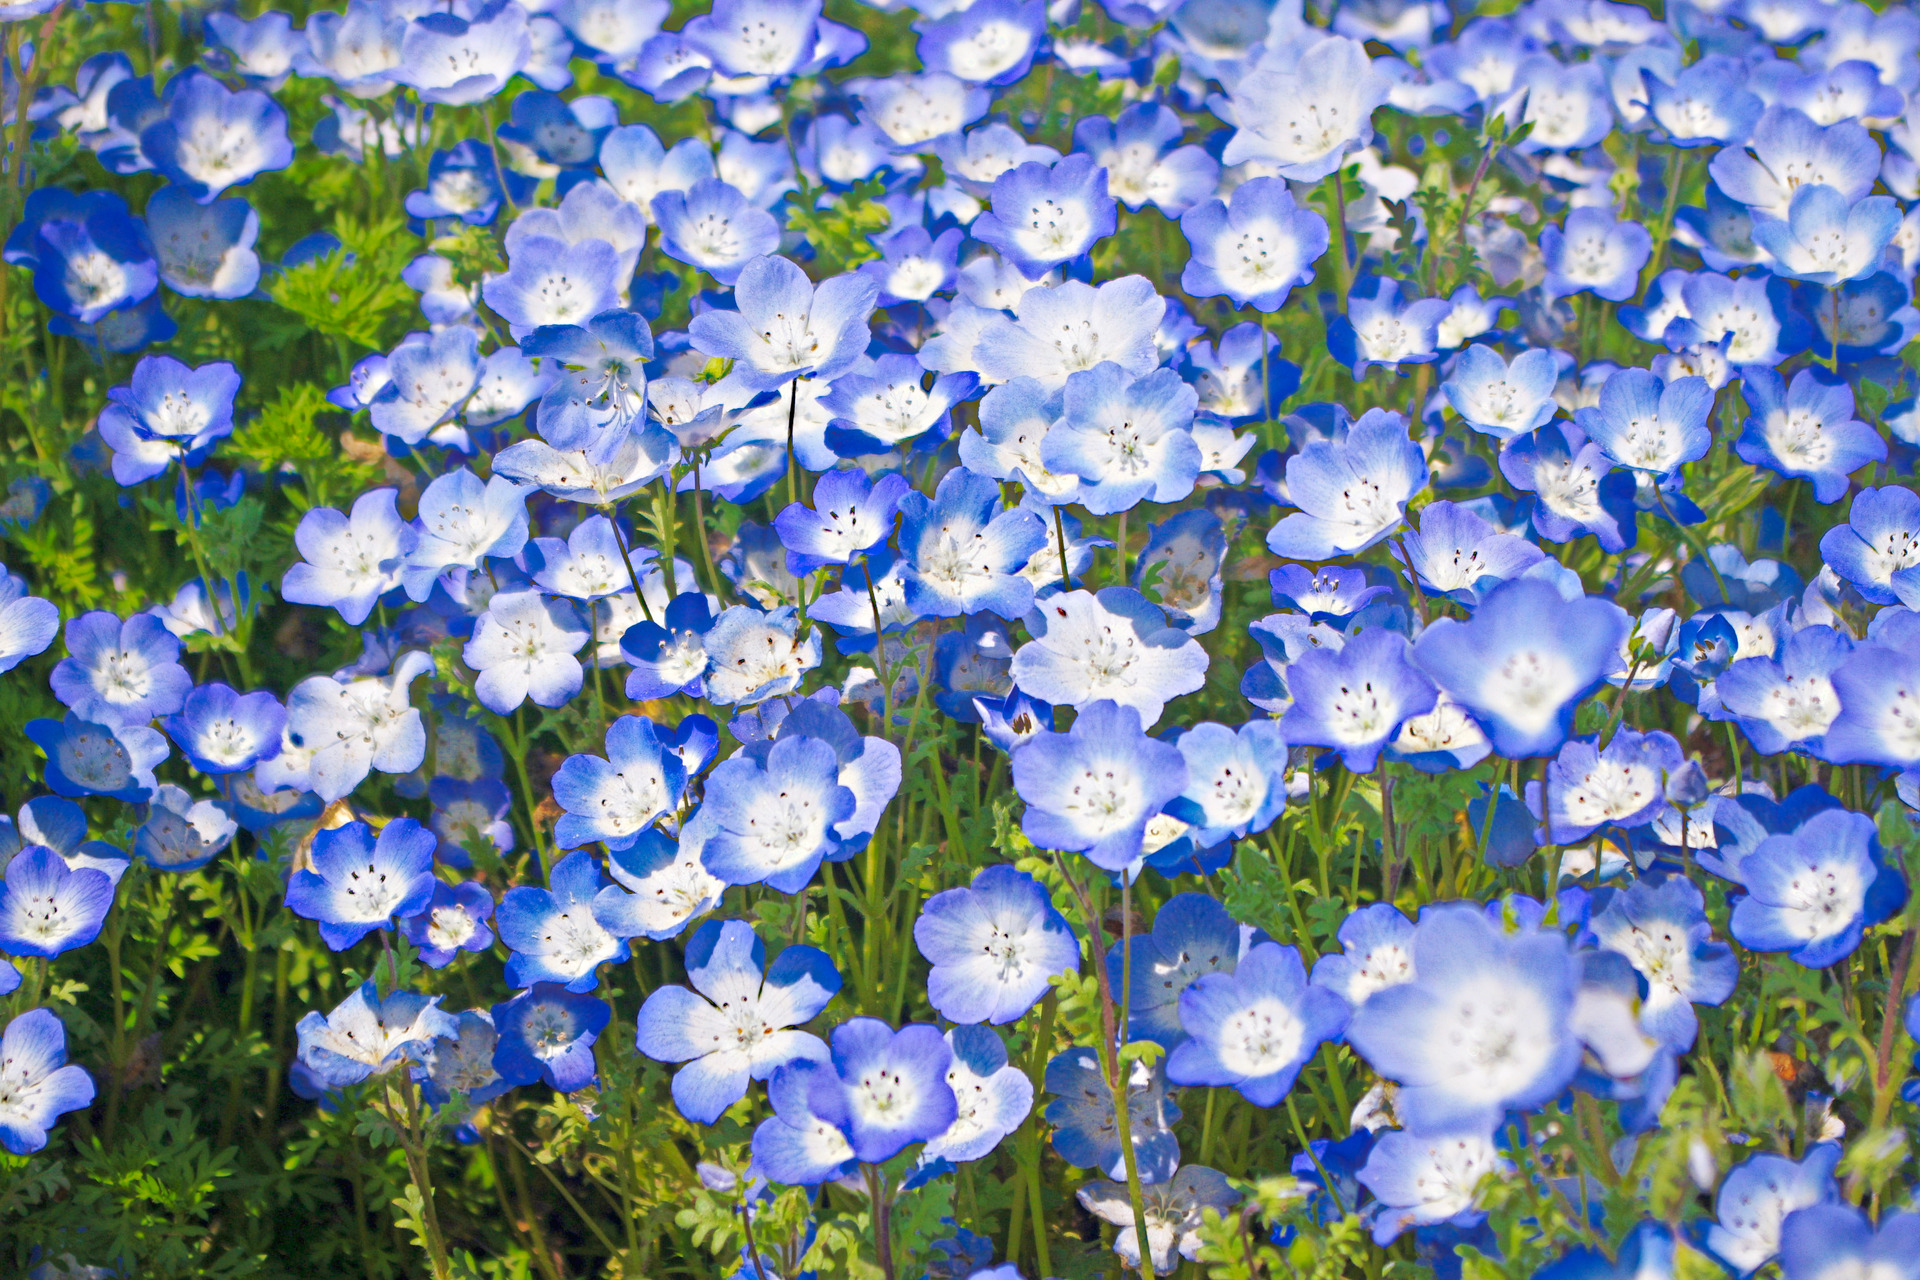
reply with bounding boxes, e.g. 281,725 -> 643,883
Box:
971,153 -> 1117,280
681,0 -> 821,78
552,715 -> 687,853
1587,875 -> 1736,1051
146,185 -> 259,299
747,1058 -> 859,1185
856,226 -> 964,306
743,695 -> 899,855
402,469 -> 530,600
1359,1126 -> 1507,1245
50,611 -> 191,728
849,72 -> 988,153
1346,902 -> 1582,1133
397,879 -> 495,968
282,489 -> 414,626
1639,59 -> 1763,146
1010,588 -> 1208,728
635,918 -> 839,1124
492,984 -> 613,1093
1217,34 -> 1388,179
621,593 -> 716,699
1716,625 -> 1853,756
975,687 -> 1054,755
1310,902 -> 1417,1009
496,89 -> 617,168
598,123 -> 712,210
0,847 -> 113,960
1267,408 -> 1429,560
462,590 -> 588,715
1013,698 -> 1186,871
292,983 -> 456,1091
772,469 -> 910,576
1540,206 -> 1653,303
1528,728 -> 1685,844
1441,345 -> 1559,440
134,783 -> 237,872
1282,629 -> 1438,773
1078,1165 -> 1241,1274
689,255 -> 876,392
416,1009 -> 510,1109
1413,577 -> 1629,759
95,355 -> 241,487
526,516 -> 632,602
1499,420 -> 1639,553
1753,184 -> 1901,286
298,0 -> 407,96
25,714 -> 167,803
1330,277 -> 1455,378
17,190 -> 159,326
590,823 -> 725,942
161,682 -> 285,775
1109,893 -> 1260,1051
204,10 -> 302,87
1268,565 -> 1389,624
0,798 -> 127,887
1729,808 -> 1906,968
497,850 -> 630,991
406,140 -> 511,225
1735,366 -> 1885,503
1073,103 -> 1218,218
1817,487 -> 1920,606
1168,940 -> 1350,1106
1165,721 -> 1288,851
1801,272 -> 1920,362
957,377 -> 1078,502
801,114 -> 899,189
285,819 -> 437,951
807,1018 -> 957,1165
821,355 -> 977,457
1043,362 -> 1199,516
1396,500 -> 1544,605
914,864 -> 1078,1026
698,736 -> 856,893
141,69 -> 292,202
1179,176 -> 1327,315
392,2 -> 530,105
1778,1204 -> 1920,1280
1043,1046 -> 1181,1183
974,274 -> 1164,388
916,0 -> 1045,85
1135,509 -> 1225,635
0,1008 -> 96,1156
897,467 -> 1047,622
649,178 -> 780,287
428,777 -> 515,867
922,1025 -> 1033,1166
481,235 -> 621,339
1185,324 -> 1299,424
367,328 -> 480,447
1705,1145 -> 1842,1274
701,605 -> 822,706
1573,368 -> 1714,479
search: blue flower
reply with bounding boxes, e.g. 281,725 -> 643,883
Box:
1268,408 -> 1429,560
407,139 -> 511,224
367,328 -> 481,447
26,713 -> 167,802
300,1 -> 407,95
922,1025 -> 1034,1166
917,0 -> 1045,85
286,819 -> 437,951
1044,362 -> 1200,515
682,0 -> 824,78
1587,875 -> 1736,1050
701,605 -> 822,705
849,72 -> 988,153
805,1018 -> 956,1165
551,715 -> 688,853
1541,206 -> 1652,302
95,355 -> 240,486
162,682 -> 285,774
1074,102 -> 1219,218
1186,324 -> 1300,424
1078,1164 -> 1241,1273
401,469 -> 530,600
894,467 -> 1047,622
492,984 -> 613,1092
497,850 -> 629,991
1639,59 -> 1763,146
416,1009 -> 512,1107
1178,171 -> 1330,307
0,846 -> 113,959
689,255 -> 876,392
146,185 -> 260,299
392,2 -> 531,105
651,178 -> 781,286
1498,420 -> 1639,552
1442,345 -> 1559,440
1716,625 -> 1853,756
974,275 -> 1164,388
0,1008 -> 95,1155
1753,184 -> 1901,286
294,981 -> 458,1090
1397,500 -> 1545,605
1011,588 -> 1208,727
1167,940 -> 1349,1106
1729,808 -> 1906,968
401,880 -> 496,968
462,590 -> 589,714
773,469 -> 910,576
1347,902 -> 1582,1132
621,593 -> 717,699
821,355 -> 977,457
1779,1204 -> 1920,1280
914,864 -> 1078,1025
1705,1145 -> 1841,1273
134,783 -> 237,872
971,153 -> 1117,280
141,69 -> 292,202
50,610 -> 191,727
1818,486 -> 1920,606
855,226 -> 965,307
282,489 -> 415,626
1359,1126 -> 1507,1245
1735,367 -> 1885,503
698,735 -> 856,892
1013,699 -> 1188,871
635,918 -> 840,1123
1217,34 -> 1388,179
1800,272 -> 1920,361
6,189 -> 156,326
1159,722 -> 1287,854
1136,509 -> 1227,634
1042,1046 -> 1181,1182
1573,368 -> 1713,479
481,234 -> 622,339
1109,893 -> 1259,1047
1283,629 -> 1438,773
1528,728 -> 1684,844
1310,902 -> 1417,1008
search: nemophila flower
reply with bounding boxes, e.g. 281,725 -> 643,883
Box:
95,354 -> 240,486
802,114 -> 900,189
1327,278 -> 1453,377
806,1018 -> 957,1165
401,881 -> 496,968
26,713 -> 166,802
284,650 -> 434,802
689,255 -> 877,393
300,0 -> 407,97
1310,902 -> 1417,1008
1041,362 -> 1199,515
1112,893 -> 1260,1048
1529,728 -> 1684,844
1752,184 -> 1902,286
973,274 -> 1164,388
492,984 -> 612,1092
552,715 -> 687,852
1803,272 -> 1920,362
1540,206 -> 1653,303
856,227 -> 963,308
462,590 -> 589,714
1388,694 -> 1496,774
526,516 -> 635,603
1163,721 -> 1288,849
914,864 -> 1078,1025
650,178 -> 781,286
1729,808 -> 1905,968
145,185 -> 259,299
0,798 -> 126,887
1218,34 -> 1389,179
681,0 -> 820,78
204,10 -> 302,87
1587,875 -> 1736,1051
1778,1205 -> 1920,1280
1166,940 -> 1349,1106
1816,487 -> 1920,605
401,469 -> 530,600
161,682 -> 284,775
590,826 -> 725,941
0,570 -> 56,676
1346,902 -> 1581,1132
1267,408 -> 1428,560
285,818 -> 436,951
282,489 -> 414,626
1079,1165 -> 1240,1275
1510,55 -> 1614,151
921,1024 -> 1033,1166
1706,1145 -> 1843,1274
133,783 -> 237,871
848,72 -> 986,153
1716,625 -> 1854,756
1186,324 -> 1299,424
969,153 -> 1117,281
749,1058 -> 859,1184
429,776 -> 516,867
0,1008 -> 95,1156
1499,420 -> 1639,552
1396,500 -> 1545,605
621,594 -> 717,700
0,847 -> 113,959
1268,565 -> 1389,624
367,328 -> 479,446
481,235 -> 622,340
1282,629 -> 1438,773
1442,345 -> 1559,440
1043,1047 -> 1182,1182
822,355 -> 977,456
1639,59 -> 1764,146
498,850 -> 629,991
50,610 -> 190,728
393,1 -> 531,104
975,687 -> 1054,754
1012,699 -> 1187,871
1710,106 -> 1881,223
406,140 -> 510,224
698,736 -> 856,892
1134,509 -> 1226,634
1072,103 -> 1218,218
1010,589 -> 1208,727
1359,1127 -> 1507,1245
772,470 -> 909,576
917,0 -> 1045,85
140,69 -> 292,202
702,606 -> 822,706
897,466 -> 1047,620
634,918 -> 840,1123
957,377 -> 1075,501
1735,366 -> 1883,503
749,695 -> 900,853
17,189 -> 158,326
506,185 -> 648,304
416,1008 -> 510,1110
598,124 -> 712,211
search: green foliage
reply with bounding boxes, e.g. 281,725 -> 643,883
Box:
785,177 -> 896,276
267,213 -> 423,351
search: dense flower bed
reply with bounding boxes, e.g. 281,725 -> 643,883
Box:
2,0 -> 1920,1276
